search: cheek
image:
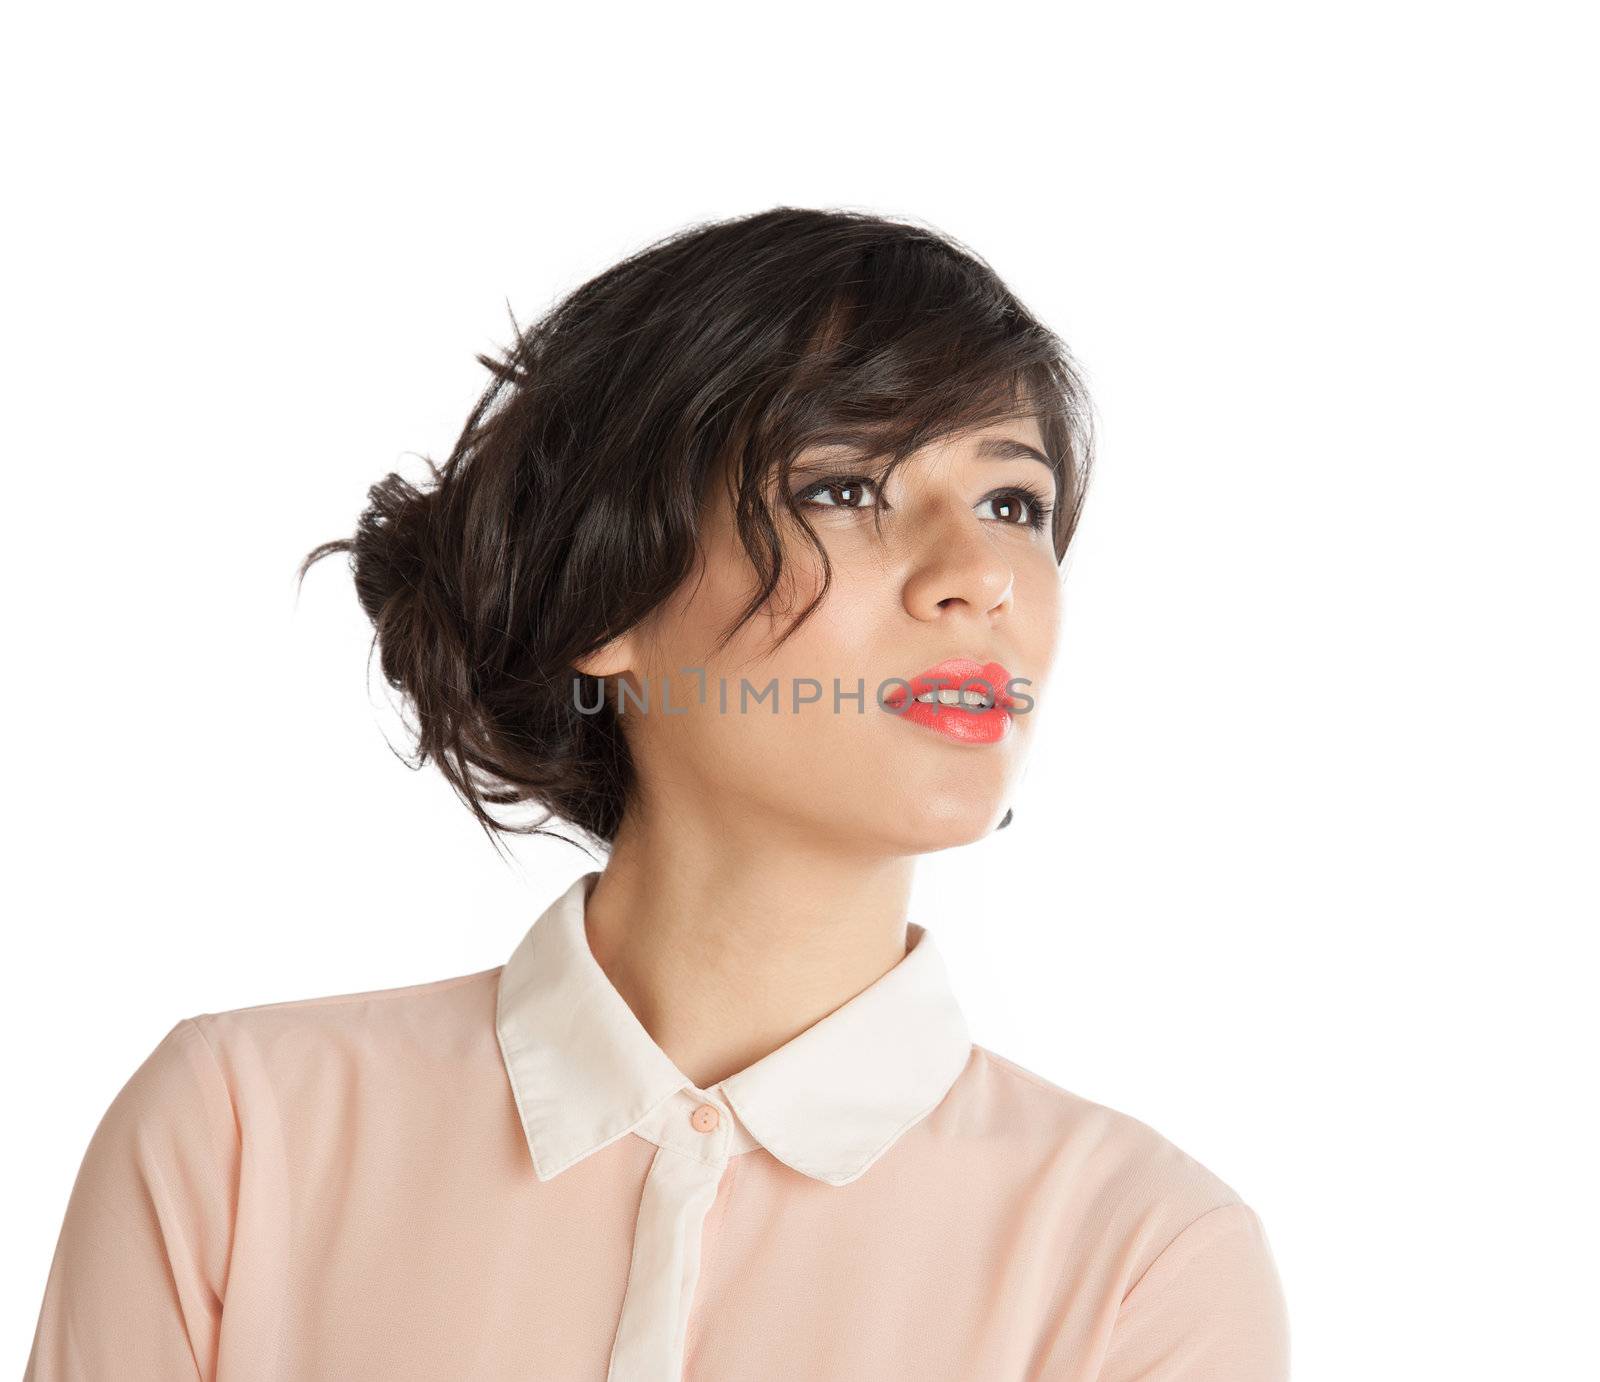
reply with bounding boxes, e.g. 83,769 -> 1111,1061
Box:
1014,559 -> 1062,664
709,571 -> 883,744
670,524 -> 878,690
631,551 -> 886,782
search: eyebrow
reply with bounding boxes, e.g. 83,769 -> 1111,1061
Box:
788,433 -> 1057,480
974,436 -> 1056,472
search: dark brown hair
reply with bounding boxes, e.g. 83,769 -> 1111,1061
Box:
299,207 -> 1095,853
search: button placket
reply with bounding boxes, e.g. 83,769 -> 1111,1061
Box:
606,1092 -> 734,1382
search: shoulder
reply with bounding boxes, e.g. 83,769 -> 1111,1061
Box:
964,1043 -> 1248,1220
965,1045 -> 1282,1278
98,965 -> 505,1143
177,964 -> 506,1090
187,963 -> 503,1038
963,1045 -> 1289,1377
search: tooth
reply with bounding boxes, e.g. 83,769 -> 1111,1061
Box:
909,687 -> 996,708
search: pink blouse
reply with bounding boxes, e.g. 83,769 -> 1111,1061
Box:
25,870 -> 1290,1380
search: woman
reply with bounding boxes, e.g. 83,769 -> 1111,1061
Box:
25,208 -> 1290,1380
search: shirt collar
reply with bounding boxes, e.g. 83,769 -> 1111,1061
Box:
495,870 -> 972,1188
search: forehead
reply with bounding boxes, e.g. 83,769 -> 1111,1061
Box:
796,415 -> 1056,473
797,415 -> 1049,464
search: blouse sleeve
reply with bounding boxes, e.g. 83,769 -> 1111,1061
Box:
1097,1201 -> 1291,1382
25,1017 -> 239,1382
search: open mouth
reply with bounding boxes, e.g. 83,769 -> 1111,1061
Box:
881,657 -> 1018,746
882,657 -> 1016,713
909,686 -> 998,709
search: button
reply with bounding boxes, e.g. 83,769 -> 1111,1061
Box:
690,1102 -> 720,1134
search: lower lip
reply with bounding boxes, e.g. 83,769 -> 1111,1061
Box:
886,697 -> 1013,746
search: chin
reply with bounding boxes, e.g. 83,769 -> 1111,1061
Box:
865,792 -> 1007,855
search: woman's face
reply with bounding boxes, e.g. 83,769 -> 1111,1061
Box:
601,417 -> 1063,856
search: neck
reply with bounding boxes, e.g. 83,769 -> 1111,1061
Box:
582,807 -> 917,1092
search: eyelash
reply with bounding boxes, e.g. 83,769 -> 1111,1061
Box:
792,474 -> 1056,533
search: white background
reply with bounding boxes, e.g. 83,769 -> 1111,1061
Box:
4,3 -> 1595,1376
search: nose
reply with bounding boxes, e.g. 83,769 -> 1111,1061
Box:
901,507 -> 1015,622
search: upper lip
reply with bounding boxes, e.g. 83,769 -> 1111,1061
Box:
885,657 -> 1019,710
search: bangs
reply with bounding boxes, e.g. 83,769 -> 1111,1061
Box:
708,230 -> 1094,657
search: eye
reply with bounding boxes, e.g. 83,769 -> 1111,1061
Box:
793,474 -> 880,510
791,474 -> 1057,533
979,486 -> 1056,532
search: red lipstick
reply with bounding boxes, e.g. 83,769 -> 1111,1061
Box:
881,657 -> 1019,746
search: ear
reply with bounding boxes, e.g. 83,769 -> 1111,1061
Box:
573,631 -> 638,680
